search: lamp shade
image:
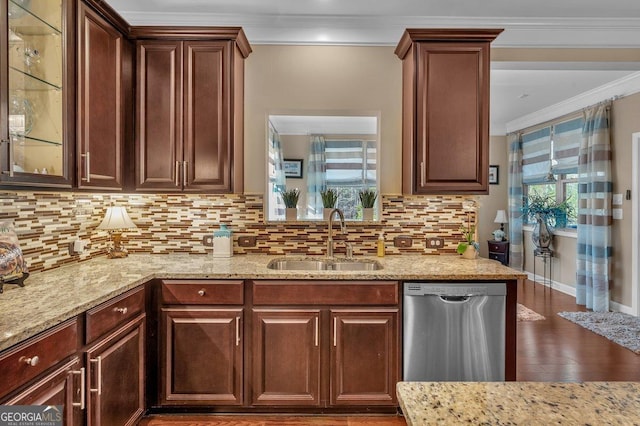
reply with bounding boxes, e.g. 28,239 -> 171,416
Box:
97,206 -> 137,230
494,210 -> 508,224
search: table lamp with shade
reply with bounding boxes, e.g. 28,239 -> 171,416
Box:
493,209 -> 508,241
97,206 -> 137,258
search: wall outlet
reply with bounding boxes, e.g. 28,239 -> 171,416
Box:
68,239 -> 88,256
393,236 -> 413,248
426,237 -> 444,249
238,235 -> 257,247
202,235 -> 213,247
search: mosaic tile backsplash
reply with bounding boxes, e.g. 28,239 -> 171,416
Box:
0,192 -> 478,273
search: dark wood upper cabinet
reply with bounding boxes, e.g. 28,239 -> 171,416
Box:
77,2 -> 131,190
134,28 -> 251,193
395,29 -> 502,194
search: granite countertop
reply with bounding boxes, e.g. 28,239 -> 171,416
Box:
397,382 -> 640,425
0,253 -> 524,352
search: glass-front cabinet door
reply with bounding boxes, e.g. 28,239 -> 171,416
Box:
1,0 -> 73,187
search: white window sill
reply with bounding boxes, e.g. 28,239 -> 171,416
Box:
522,225 -> 577,239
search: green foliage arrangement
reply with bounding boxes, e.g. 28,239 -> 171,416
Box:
281,188 -> 300,208
320,188 -> 338,208
358,189 -> 377,208
522,192 -> 573,227
456,223 -> 480,255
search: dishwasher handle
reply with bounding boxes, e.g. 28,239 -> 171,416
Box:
439,295 -> 471,303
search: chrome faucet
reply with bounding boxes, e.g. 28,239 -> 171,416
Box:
327,208 -> 346,258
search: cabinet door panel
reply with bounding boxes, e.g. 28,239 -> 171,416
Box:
416,42 -> 488,193
251,309 -> 320,406
86,315 -> 145,426
77,3 -> 124,190
161,308 -> 243,405
136,41 -> 182,190
331,310 -> 399,406
183,41 -> 230,191
3,358 -> 83,426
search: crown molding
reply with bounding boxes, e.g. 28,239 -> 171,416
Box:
505,71 -> 640,133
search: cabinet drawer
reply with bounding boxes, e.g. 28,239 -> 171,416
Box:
488,252 -> 506,262
488,242 -> 508,253
85,286 -> 145,344
252,281 -> 399,306
0,318 -> 78,400
161,280 -> 244,305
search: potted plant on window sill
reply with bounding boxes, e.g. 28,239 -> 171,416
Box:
457,223 -> 479,259
281,188 -> 300,221
321,189 -> 338,220
522,193 -> 572,251
358,188 -> 377,221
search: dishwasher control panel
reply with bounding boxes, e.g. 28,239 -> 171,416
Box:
404,282 -> 506,297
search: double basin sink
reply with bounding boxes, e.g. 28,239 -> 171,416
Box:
267,257 -> 383,271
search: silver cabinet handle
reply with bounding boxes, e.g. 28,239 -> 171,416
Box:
71,367 -> 86,409
235,316 -> 241,346
90,356 -> 102,395
183,161 -> 188,187
197,289 -> 205,296
19,355 -> 39,366
420,161 -> 425,186
4,139 -> 14,177
314,316 -> 319,347
81,152 -> 91,182
175,161 -> 180,187
113,307 -> 128,315
333,317 -> 337,347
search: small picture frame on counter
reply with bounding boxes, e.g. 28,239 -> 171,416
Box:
489,165 -> 499,185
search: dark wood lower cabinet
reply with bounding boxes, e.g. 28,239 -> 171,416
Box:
331,310 -> 399,406
4,357 -> 84,426
251,309 -> 321,406
86,314 -> 145,426
160,307 -> 243,405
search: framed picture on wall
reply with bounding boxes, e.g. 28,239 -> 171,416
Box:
284,159 -> 303,178
489,165 -> 499,185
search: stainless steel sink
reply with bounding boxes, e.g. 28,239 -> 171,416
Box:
267,258 -> 382,271
267,259 -> 329,271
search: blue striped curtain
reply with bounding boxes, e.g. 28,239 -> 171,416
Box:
552,117 -> 583,175
508,132 -> 524,270
307,136 -> 327,218
576,103 -> 612,311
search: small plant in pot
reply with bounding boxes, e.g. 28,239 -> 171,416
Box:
456,223 -> 479,259
320,189 -> 338,220
522,192 -> 572,251
281,188 -> 300,221
358,189 -> 377,221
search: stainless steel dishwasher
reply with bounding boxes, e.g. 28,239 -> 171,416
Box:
403,282 -> 506,381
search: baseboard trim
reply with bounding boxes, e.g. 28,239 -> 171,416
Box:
524,272 -> 633,314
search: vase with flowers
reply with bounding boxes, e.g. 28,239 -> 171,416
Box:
457,222 -> 480,259
522,192 -> 572,251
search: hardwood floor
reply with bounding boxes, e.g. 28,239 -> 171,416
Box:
141,280 -> 640,425
517,279 -> 640,381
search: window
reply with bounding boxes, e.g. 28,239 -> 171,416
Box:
522,116 -> 582,229
325,139 -> 377,220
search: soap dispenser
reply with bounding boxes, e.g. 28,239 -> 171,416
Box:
213,223 -> 233,258
377,232 -> 385,257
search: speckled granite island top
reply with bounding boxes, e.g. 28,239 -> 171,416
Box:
0,253 -> 524,352
397,382 -> 640,425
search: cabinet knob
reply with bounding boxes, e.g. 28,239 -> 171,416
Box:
20,355 -> 40,367
113,307 -> 128,315
198,289 -> 206,297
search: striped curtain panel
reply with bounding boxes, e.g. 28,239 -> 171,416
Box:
552,116 -> 583,175
508,132 -> 524,270
268,124 -> 286,218
522,127 -> 551,184
307,136 -> 327,218
576,103 -> 612,312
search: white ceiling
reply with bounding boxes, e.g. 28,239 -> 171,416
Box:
105,0 -> 640,133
